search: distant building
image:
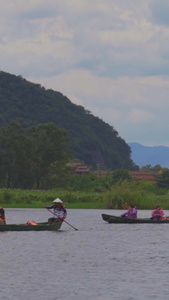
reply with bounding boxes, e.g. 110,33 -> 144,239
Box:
93,170 -> 111,178
94,170 -> 157,183
68,163 -> 90,175
128,171 -> 157,183
68,164 -> 158,183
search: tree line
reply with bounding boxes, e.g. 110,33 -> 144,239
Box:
0,121 -> 73,189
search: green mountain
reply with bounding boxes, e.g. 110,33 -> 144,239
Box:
0,70 -> 135,170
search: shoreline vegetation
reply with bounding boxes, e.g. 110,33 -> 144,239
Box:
1,181 -> 169,210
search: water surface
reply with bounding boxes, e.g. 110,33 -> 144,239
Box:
0,208 -> 169,300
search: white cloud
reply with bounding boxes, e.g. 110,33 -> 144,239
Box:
68,95 -> 83,106
28,69 -> 169,117
1,0 -> 169,146
127,108 -> 157,123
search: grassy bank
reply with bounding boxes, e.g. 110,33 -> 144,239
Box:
0,189 -> 107,209
0,181 -> 169,210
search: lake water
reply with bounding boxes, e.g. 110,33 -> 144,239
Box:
1,208 -> 169,300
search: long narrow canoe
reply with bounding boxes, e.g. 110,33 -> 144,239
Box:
102,214 -> 169,224
0,221 -> 63,231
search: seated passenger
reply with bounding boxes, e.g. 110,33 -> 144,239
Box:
0,207 -> 6,225
120,204 -> 137,219
151,206 -> 164,220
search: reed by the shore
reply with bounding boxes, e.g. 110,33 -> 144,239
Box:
0,180 -> 169,210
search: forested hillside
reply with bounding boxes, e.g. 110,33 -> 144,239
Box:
0,70 -> 136,170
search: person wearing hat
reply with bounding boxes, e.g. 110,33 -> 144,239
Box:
44,198 -> 67,224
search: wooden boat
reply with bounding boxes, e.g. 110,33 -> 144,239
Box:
0,221 -> 63,231
102,214 -> 169,224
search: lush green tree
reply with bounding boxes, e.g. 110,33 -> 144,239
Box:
159,168 -> 169,177
151,164 -> 162,172
0,121 -> 31,188
141,165 -> 152,171
27,123 -> 73,189
64,173 -> 111,192
112,168 -> 132,185
156,168 -> 169,189
0,121 -> 73,189
141,164 -> 162,172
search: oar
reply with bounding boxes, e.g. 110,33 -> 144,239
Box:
46,208 -> 78,231
125,203 -> 130,209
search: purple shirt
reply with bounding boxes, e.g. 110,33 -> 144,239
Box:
123,207 -> 137,219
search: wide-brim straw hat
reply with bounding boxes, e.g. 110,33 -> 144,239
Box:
53,198 -> 63,203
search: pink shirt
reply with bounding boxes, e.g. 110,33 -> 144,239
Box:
151,208 -> 164,220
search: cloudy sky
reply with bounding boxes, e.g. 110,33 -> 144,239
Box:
1,0 -> 169,146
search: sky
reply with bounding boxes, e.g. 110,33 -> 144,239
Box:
1,0 -> 169,146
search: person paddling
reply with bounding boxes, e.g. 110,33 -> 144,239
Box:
0,207 -> 6,224
120,204 -> 137,219
44,198 -> 67,224
151,206 -> 164,220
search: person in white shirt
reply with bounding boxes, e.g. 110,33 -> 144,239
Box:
44,198 -> 67,223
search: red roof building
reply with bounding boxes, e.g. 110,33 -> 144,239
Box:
69,163 -> 90,175
128,171 -> 157,183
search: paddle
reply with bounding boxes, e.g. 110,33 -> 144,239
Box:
46,208 -> 79,231
125,203 -> 130,209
